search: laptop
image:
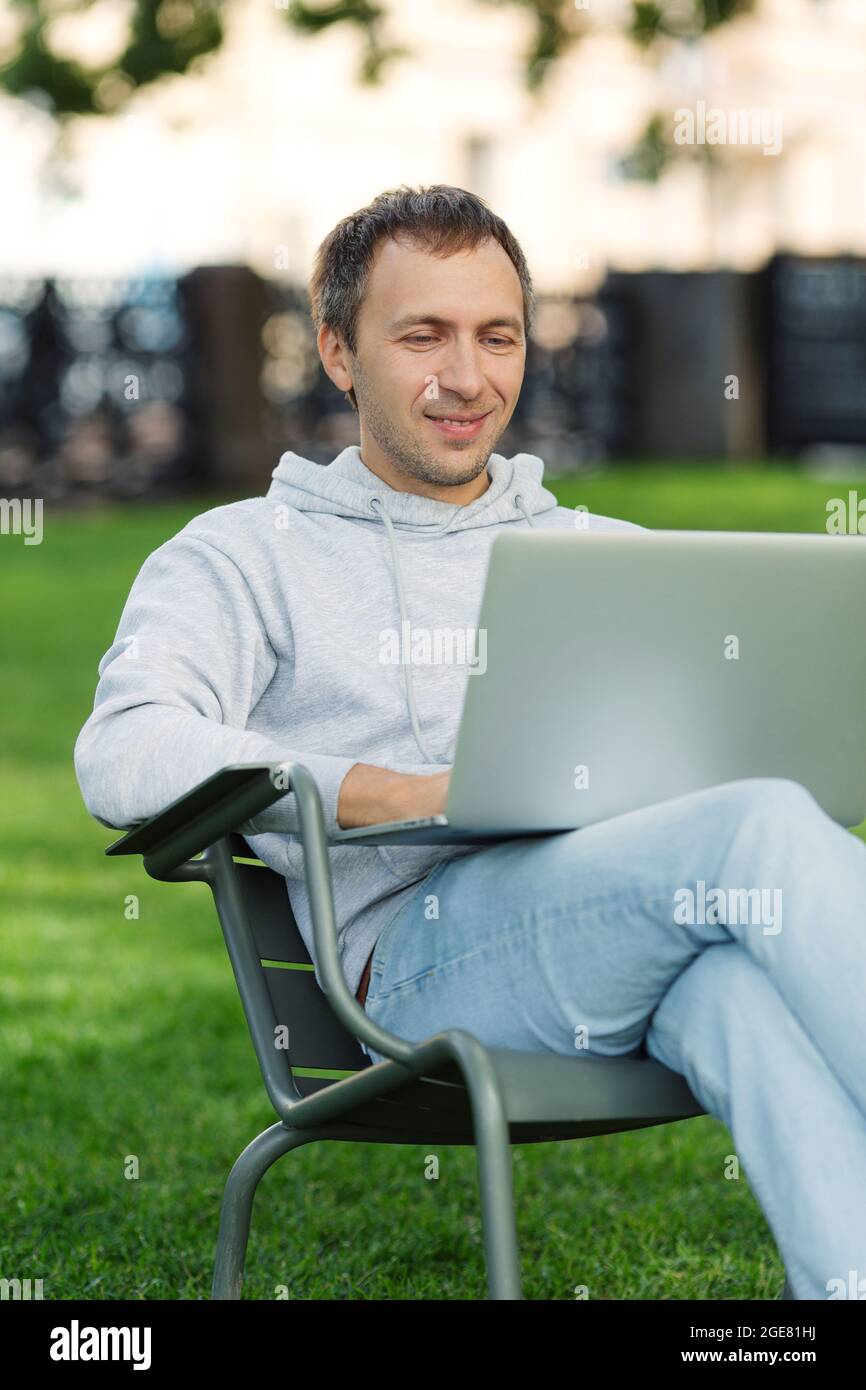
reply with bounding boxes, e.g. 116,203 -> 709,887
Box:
333,528 -> 866,845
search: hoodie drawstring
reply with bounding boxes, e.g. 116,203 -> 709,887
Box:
369,490 -> 537,766
514,494 -> 537,527
369,496 -> 439,765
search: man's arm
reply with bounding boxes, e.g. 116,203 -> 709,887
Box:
336,764 -> 450,829
74,527 -> 441,845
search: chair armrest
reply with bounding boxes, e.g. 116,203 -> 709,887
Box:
104,763 -> 289,876
105,759 -> 425,1068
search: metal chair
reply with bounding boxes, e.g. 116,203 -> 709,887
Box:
104,761 -> 782,1300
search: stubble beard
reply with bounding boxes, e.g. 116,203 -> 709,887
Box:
353,367 -> 501,489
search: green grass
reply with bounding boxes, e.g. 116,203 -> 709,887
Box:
0,465 -> 859,1300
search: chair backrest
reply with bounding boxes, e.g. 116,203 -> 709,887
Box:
220,837 -> 371,1099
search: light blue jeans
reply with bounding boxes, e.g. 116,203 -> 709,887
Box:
359,778 -> 866,1301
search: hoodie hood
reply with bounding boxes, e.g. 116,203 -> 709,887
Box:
266,445 -> 559,533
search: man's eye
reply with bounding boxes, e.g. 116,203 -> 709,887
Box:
406,335 -> 513,346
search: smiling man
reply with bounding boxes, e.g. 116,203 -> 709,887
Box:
320,230 -> 526,498
75,185 -> 866,1301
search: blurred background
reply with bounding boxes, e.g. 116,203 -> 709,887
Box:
3,0 -> 866,1302
2,0 -> 866,499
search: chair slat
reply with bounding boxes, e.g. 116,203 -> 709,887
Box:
264,965 -> 369,1071
234,861 -> 311,964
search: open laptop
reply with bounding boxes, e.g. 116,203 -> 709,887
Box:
333,528 -> 866,845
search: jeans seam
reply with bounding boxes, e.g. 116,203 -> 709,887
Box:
369,886 -> 680,1004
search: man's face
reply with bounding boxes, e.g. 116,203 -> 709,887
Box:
327,234 -> 526,494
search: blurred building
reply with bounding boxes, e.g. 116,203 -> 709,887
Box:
2,0 -> 866,284
2,0 -> 866,493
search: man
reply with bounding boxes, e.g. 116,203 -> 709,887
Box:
75,184 -> 866,1301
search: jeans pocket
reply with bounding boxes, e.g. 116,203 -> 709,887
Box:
359,969 -> 399,1064
366,863 -> 450,1006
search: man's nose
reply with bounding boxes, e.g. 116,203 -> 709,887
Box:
435,341 -> 486,405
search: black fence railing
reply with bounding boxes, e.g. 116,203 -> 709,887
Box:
0,275 -> 200,502
766,256 -> 866,453
1,256 -> 864,501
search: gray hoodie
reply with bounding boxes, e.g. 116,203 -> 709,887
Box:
74,445 -> 638,998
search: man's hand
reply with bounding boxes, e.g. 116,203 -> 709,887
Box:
336,764 -> 451,829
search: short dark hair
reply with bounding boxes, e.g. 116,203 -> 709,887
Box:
309,183 -> 535,410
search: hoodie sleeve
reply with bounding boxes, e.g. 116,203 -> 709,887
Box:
73,530 -> 359,847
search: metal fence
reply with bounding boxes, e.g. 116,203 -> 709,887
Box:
1,256 -> 864,501
0,267 -> 638,501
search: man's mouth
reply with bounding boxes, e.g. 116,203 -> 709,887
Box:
424,411 -> 491,440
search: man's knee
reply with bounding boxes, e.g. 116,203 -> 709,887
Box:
718,776 -> 818,823
648,943 -> 775,1075
709,777 -> 825,866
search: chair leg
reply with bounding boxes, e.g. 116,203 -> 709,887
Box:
467,1074 -> 522,1299
212,1121 -> 318,1300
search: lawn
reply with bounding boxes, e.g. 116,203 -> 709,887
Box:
1,464 -> 859,1300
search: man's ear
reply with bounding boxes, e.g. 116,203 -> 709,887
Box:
317,324 -> 354,400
